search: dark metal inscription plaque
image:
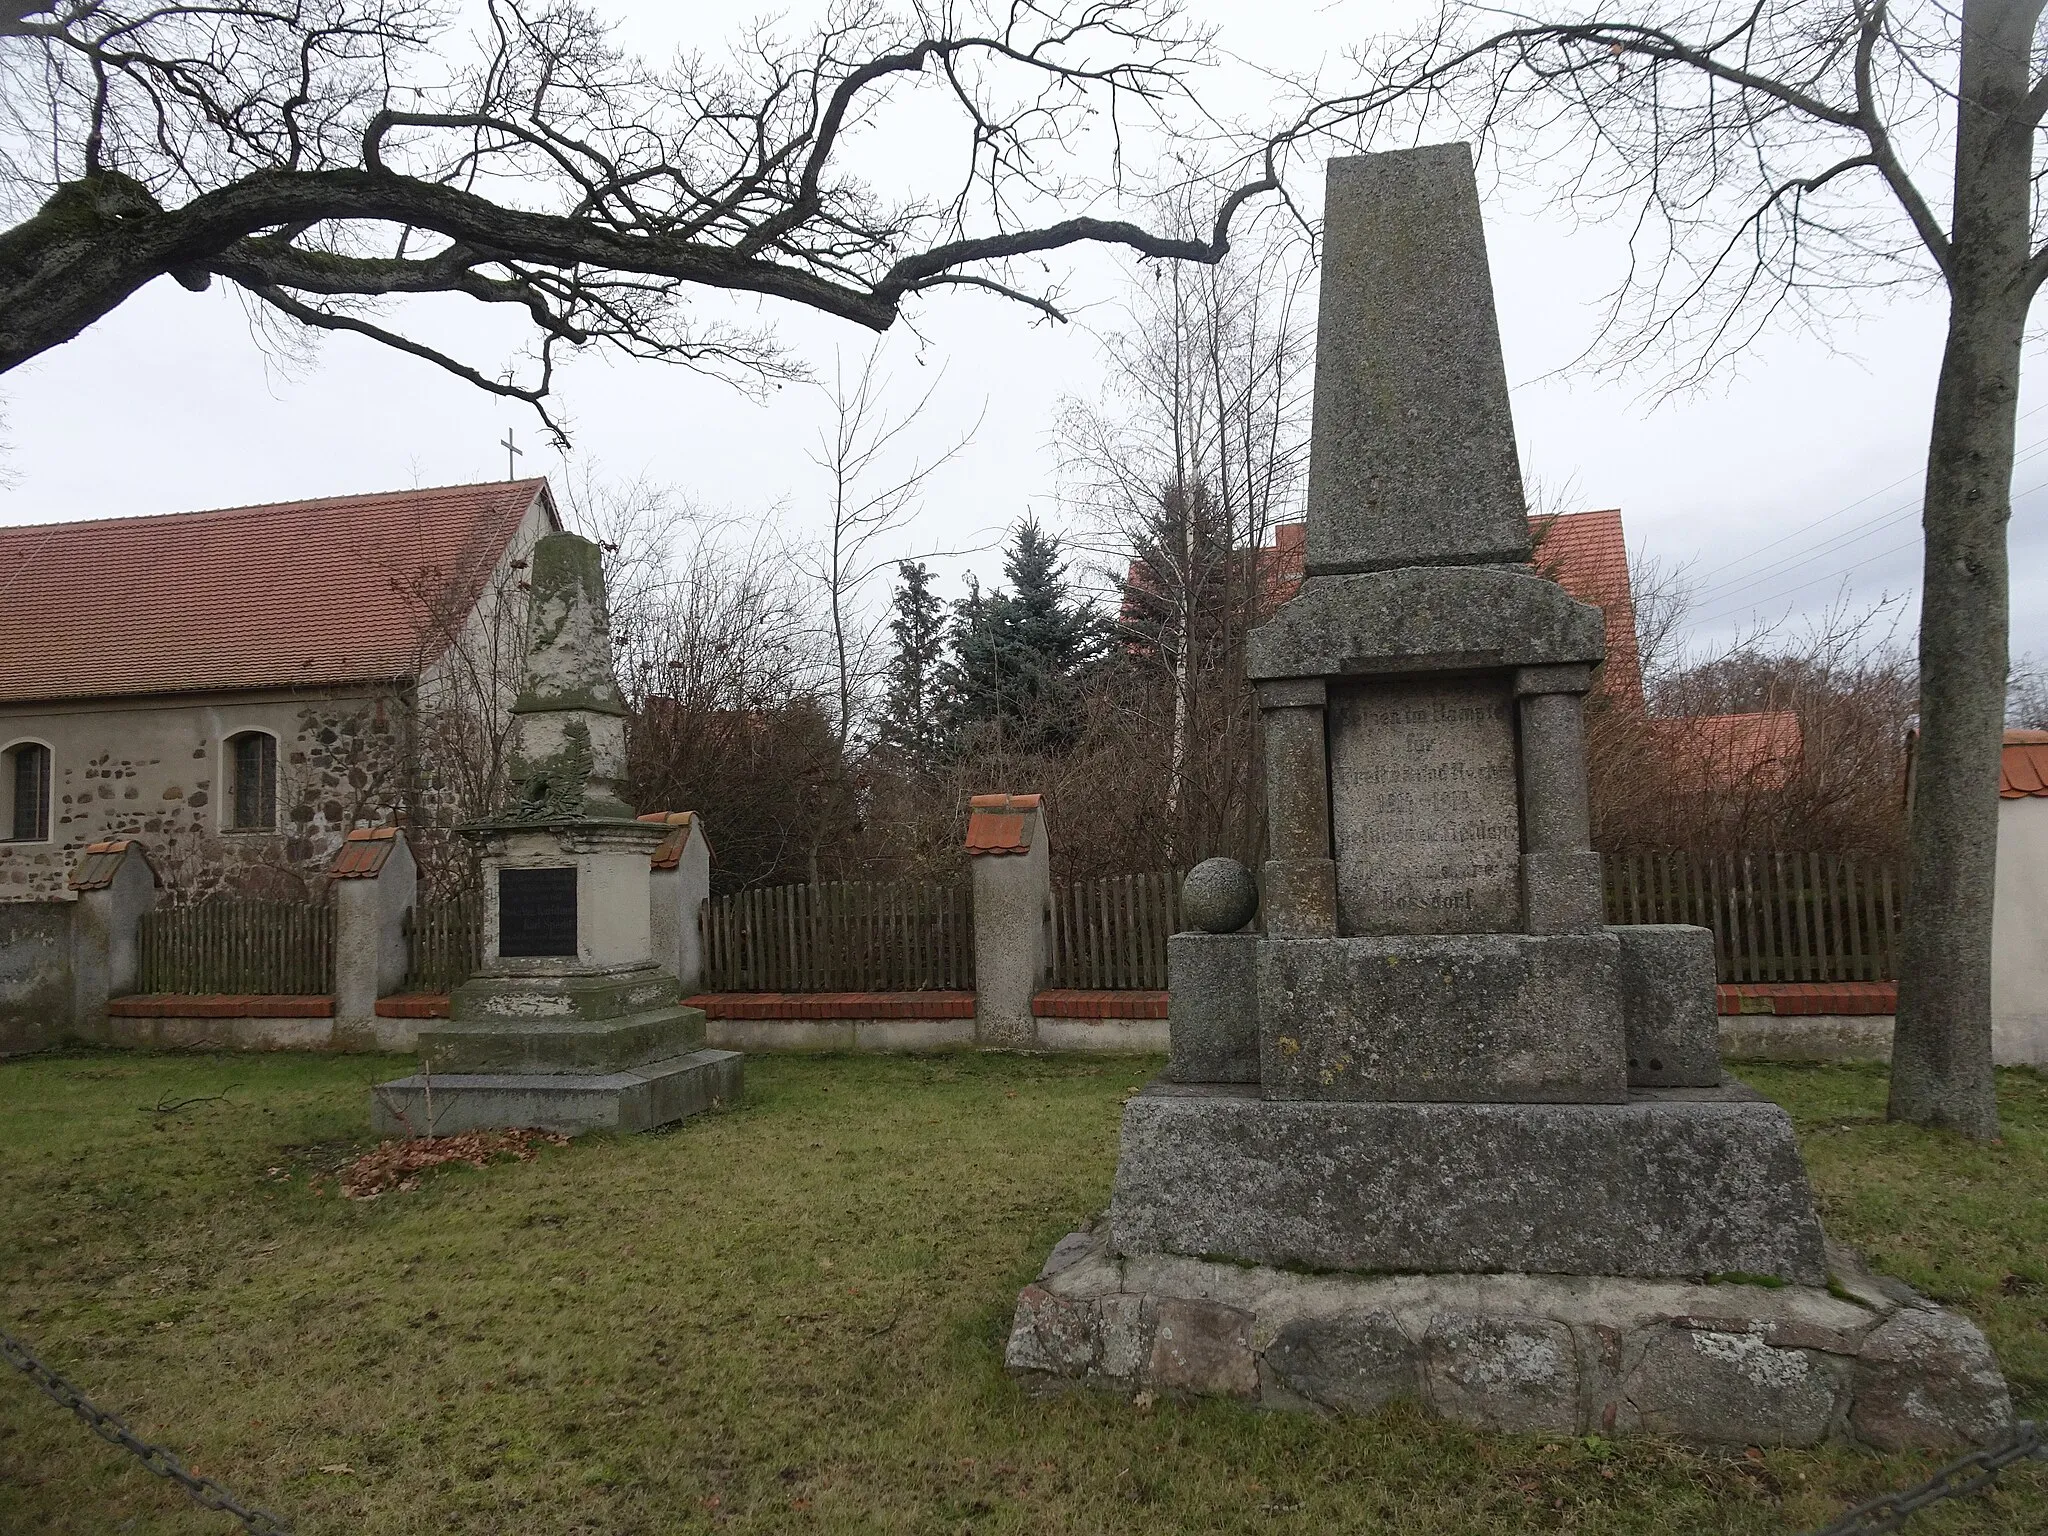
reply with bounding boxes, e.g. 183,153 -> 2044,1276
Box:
499,866 -> 578,957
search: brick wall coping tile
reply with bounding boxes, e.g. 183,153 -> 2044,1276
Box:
683,991 -> 975,1020
107,994 -> 334,1019
1716,982 -> 1896,1017
1032,989 -> 1169,1019
375,993 -> 452,1019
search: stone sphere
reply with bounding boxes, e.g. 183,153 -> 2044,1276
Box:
1182,857 -> 1259,934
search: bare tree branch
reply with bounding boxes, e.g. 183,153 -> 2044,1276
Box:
0,0 -> 1306,434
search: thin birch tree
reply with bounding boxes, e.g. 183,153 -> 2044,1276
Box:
1061,225 -> 1315,864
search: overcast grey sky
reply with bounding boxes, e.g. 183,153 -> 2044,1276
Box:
2,0 -> 2042,667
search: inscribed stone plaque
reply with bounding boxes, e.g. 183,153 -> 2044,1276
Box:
1328,677 -> 1520,934
499,866 -> 578,957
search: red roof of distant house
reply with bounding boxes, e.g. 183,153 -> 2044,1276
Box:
2003,729 -> 2048,798
0,480 -> 552,705
1261,522 -> 1307,609
1531,510 -> 1643,707
1654,711 -> 1805,791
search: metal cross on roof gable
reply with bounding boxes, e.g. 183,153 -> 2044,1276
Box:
500,428 -> 521,480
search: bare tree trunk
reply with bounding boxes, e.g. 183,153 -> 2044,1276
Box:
1167,496 -> 1194,865
1888,0 -> 2041,1139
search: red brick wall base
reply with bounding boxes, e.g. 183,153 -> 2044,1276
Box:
1717,982 -> 1895,1017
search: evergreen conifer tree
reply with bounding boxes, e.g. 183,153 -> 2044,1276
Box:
876,560 -> 949,766
942,516 -> 1106,751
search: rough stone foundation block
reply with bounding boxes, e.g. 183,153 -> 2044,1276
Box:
1007,1224 -> 2013,1450
1611,924 -> 1724,1087
1165,932 -> 1259,1083
1620,1323 -> 1844,1445
1262,1311 -> 1419,1415
418,1004 -> 706,1075
370,1048 -> 742,1136
1110,1082 -> 1828,1283
1848,1307 -> 2018,1451
1424,1313 -> 1580,1433
1256,933 -> 1627,1103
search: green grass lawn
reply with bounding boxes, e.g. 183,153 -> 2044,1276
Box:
1,1050 -> 2043,1535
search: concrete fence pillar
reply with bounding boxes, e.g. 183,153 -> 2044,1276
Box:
329,828 -> 416,1038
967,792 -> 1051,1049
640,811 -> 713,995
67,839 -> 158,1030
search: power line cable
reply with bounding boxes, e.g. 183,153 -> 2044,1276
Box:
1688,397 -> 2048,586
1688,433 -> 2048,605
1687,466 -> 2048,629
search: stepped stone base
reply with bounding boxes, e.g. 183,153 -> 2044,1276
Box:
1007,1222 -> 2012,1450
1112,1081 -> 1828,1282
369,1048 -> 742,1137
418,1004 -> 707,1075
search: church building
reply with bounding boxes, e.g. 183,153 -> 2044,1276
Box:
0,479 -> 558,901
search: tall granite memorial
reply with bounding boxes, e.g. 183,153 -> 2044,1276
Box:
371,533 -> 742,1136
1006,146 -> 2012,1449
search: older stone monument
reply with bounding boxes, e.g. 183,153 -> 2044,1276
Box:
1006,145 -> 2012,1448
370,533 -> 742,1136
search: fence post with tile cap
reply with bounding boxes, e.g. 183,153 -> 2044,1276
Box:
67,839 -> 159,1033
965,792 -> 1051,1049
328,827 -> 415,1045
641,811 -> 713,995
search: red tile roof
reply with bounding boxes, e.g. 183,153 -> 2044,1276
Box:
2002,729 -> 2048,798
638,809 -> 711,869
1531,510 -> 1643,706
1653,711 -> 1805,790
329,825 -> 400,879
0,480 -> 552,704
965,792 -> 1041,855
67,838 -> 158,890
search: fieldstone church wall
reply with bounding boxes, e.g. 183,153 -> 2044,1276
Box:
0,688 -> 414,902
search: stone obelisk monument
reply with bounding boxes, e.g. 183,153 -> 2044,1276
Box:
1006,146 -> 2011,1449
371,532 -> 742,1136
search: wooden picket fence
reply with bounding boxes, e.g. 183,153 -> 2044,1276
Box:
137,898 -> 334,995
405,891 -> 485,992
1049,871 -> 1182,990
699,880 -> 974,991
1602,851 -> 1903,984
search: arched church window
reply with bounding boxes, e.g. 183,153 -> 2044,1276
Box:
227,731 -> 277,830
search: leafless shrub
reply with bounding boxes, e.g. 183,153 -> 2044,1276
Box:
1591,588 -> 1916,858
2008,654 -> 2048,731
581,486 -> 857,892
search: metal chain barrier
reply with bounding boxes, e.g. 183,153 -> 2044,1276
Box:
1,1326 -> 292,1535
1804,1420 -> 2045,1536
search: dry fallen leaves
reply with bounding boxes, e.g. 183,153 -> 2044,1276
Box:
332,1128 -> 569,1199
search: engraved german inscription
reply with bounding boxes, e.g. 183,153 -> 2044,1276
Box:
499,866 -> 579,957
1328,676 -> 1521,934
